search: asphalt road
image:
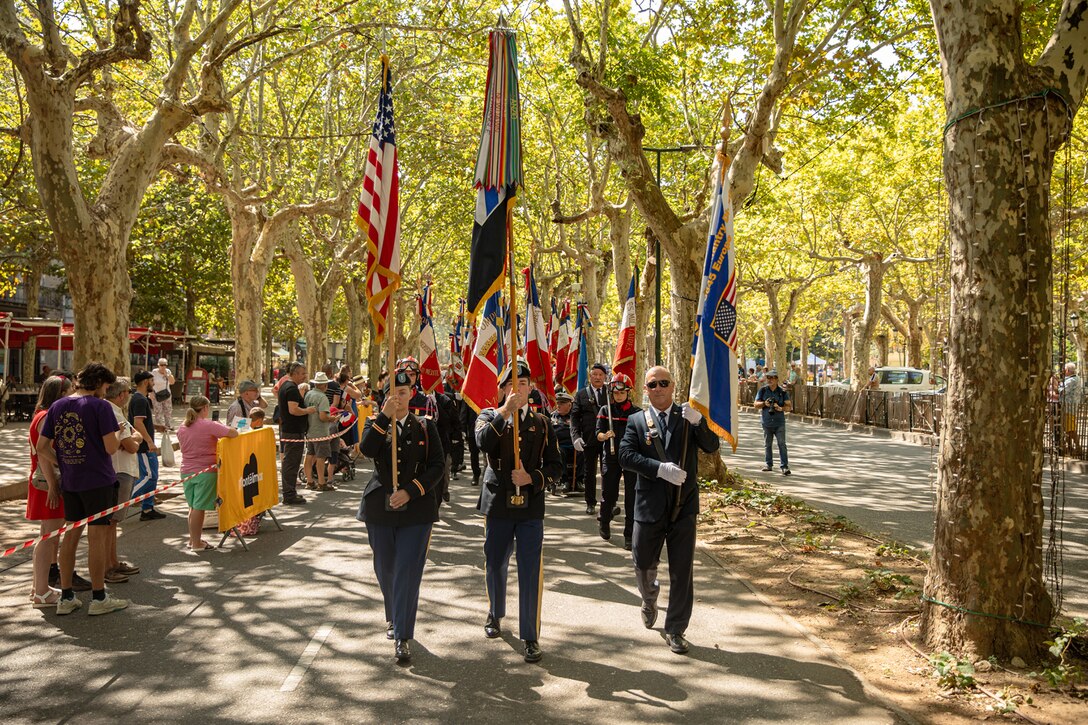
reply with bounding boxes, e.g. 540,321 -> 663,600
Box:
726,411 -> 1088,618
0,456 -> 902,724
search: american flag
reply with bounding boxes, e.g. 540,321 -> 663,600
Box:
357,55 -> 401,344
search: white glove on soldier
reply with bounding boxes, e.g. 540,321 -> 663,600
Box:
657,462 -> 686,486
681,402 -> 703,425
573,437 -> 586,452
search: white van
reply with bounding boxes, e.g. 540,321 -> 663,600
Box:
873,367 -> 946,392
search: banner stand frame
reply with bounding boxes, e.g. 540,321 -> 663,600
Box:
216,508 -> 283,551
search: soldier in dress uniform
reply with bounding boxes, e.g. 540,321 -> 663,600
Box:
357,370 -> 445,664
595,373 -> 641,550
550,388 -> 577,495
476,359 -> 562,663
398,356 -> 455,502
619,365 -> 719,655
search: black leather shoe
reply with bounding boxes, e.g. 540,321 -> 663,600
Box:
484,613 -> 501,639
612,505 -> 621,517
394,639 -> 411,663
386,621 -> 394,640
523,640 -> 543,663
140,508 -> 167,521
472,475 -> 480,486
599,519 -> 611,540
641,603 -> 658,629
623,536 -> 632,551
585,504 -> 595,515
283,495 -> 308,505
665,633 -> 690,654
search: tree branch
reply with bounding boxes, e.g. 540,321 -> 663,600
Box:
61,0 -> 152,90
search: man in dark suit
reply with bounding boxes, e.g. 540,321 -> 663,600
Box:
476,360 -> 562,663
619,365 -> 720,655
357,371 -> 445,664
570,362 -> 609,514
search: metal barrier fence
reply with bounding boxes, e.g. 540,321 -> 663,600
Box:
740,382 -> 1088,459
739,382 -> 944,437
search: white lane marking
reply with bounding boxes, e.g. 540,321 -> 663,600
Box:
280,624 -> 333,692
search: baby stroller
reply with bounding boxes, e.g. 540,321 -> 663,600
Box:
332,446 -> 356,482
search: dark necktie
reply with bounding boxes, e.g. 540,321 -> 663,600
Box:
659,411 -> 669,448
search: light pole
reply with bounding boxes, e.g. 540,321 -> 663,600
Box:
642,144 -> 702,365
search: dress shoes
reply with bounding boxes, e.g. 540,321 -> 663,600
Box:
664,633 -> 690,654
641,603 -> 658,629
523,640 -> 543,663
472,475 -> 480,487
599,519 -> 611,541
394,639 -> 411,663
612,505 -> 621,517
585,504 -> 595,515
386,621 -> 394,640
623,536 -> 632,551
484,613 -> 502,639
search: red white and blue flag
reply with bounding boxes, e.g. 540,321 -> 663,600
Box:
554,300 -> 572,393
612,268 -> 637,382
462,292 -> 504,413
357,55 -> 401,344
522,266 -> 554,406
416,283 -> 443,394
690,149 -> 739,451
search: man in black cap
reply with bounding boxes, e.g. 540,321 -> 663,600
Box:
754,369 -> 792,475
619,365 -> 720,655
476,359 -> 562,663
571,362 -> 609,514
357,370 -> 445,664
130,370 -> 165,520
550,388 -> 578,495
596,373 -> 641,550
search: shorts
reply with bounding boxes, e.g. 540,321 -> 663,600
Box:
62,482 -> 119,527
112,472 -> 135,523
183,471 -> 219,511
307,439 -> 331,459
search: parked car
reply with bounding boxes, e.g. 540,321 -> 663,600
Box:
873,367 -> 946,393
821,368 -> 946,395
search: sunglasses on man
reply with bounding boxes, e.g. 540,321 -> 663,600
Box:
645,379 -> 671,390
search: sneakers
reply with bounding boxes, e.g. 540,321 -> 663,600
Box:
88,593 -> 129,616
781,467 -> 792,476
71,572 -> 93,592
104,569 -> 130,584
114,561 -> 140,576
760,465 -> 773,472
56,596 -> 82,615
140,508 -> 167,521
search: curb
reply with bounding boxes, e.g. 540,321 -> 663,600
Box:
697,541 -> 923,725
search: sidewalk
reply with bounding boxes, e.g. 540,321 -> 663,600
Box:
0,455 -> 910,724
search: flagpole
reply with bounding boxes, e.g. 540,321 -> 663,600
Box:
506,199 -> 523,489
388,292 -> 399,493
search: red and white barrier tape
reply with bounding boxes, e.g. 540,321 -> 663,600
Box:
278,425 -> 356,444
1,465 -> 218,558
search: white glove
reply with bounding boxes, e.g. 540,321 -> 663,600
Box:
681,402 -> 703,425
454,393 -> 463,401
657,462 -> 686,486
573,437 -> 586,452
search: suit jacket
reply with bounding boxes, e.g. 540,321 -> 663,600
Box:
571,385 -> 608,445
357,412 -> 444,527
619,404 -> 720,523
476,407 -> 562,520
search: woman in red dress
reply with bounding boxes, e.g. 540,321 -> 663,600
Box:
26,375 -> 74,607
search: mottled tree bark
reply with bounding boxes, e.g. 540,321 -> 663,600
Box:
924,0 -> 1088,659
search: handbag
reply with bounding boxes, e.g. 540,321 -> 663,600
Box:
31,462 -> 59,491
160,429 -> 176,467
155,388 -> 172,402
